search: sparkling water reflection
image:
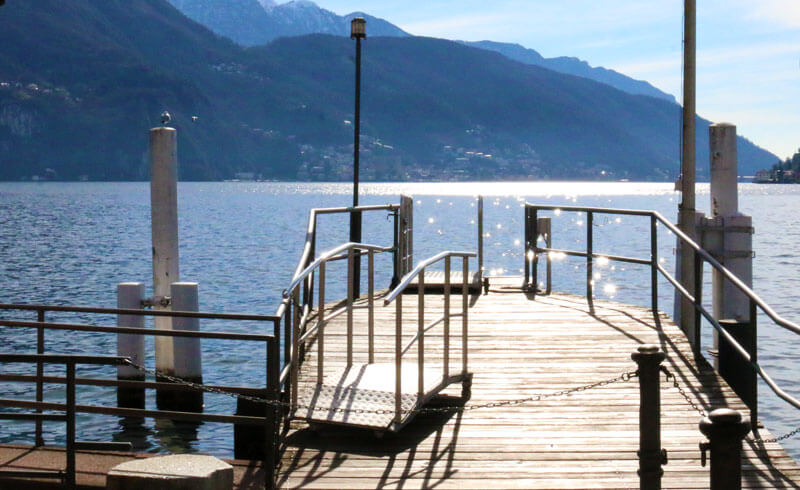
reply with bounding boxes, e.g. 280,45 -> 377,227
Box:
0,181 -> 799,461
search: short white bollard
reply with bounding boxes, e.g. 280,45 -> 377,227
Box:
117,283 -> 146,408
106,454 -> 232,490
168,281 -> 203,411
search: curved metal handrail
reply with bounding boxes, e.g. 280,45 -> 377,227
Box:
289,204 -> 400,286
384,251 -> 477,305
284,242 -> 392,298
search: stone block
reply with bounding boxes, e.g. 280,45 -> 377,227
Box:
106,454 -> 233,490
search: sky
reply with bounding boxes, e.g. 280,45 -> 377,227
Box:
311,0 -> 799,161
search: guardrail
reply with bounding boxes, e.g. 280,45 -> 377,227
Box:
0,304 -> 281,487
0,353 -> 129,490
280,241 -> 393,412
383,251 -> 476,424
524,203 -> 800,429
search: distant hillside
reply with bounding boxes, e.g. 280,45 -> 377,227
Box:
166,0 -> 409,46
0,0 -> 778,182
463,41 -> 676,103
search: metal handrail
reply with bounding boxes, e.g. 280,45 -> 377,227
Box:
288,204 -> 400,288
384,251 -> 477,305
382,251 -> 475,425
524,202 -> 800,417
0,354 -> 128,490
282,241 -> 393,413
283,242 -> 392,298
0,305 -> 281,487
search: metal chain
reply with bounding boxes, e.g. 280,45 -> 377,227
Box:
122,359 -> 637,415
660,366 -> 800,446
661,366 -> 707,418
753,426 -> 800,445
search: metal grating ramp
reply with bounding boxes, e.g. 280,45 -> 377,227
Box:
297,362 -> 445,431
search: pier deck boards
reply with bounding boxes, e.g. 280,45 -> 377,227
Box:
279,277 -> 800,489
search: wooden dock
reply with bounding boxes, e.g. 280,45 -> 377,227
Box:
278,277 -> 800,489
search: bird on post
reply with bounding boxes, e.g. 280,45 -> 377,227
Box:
160,111 -> 171,126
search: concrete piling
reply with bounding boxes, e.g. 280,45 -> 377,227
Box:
164,282 -> 203,412
116,282 -> 146,409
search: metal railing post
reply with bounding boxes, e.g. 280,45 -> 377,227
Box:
531,208 -> 539,295
477,196 -> 484,283
444,257 -> 451,380
368,250 -> 375,364
632,345 -> 667,490
394,293 -> 403,426
418,268 -> 425,399
693,250 -> 703,356
749,299 -> 758,428
65,360 -> 76,490
283,301 -> 291,390
291,293 -> 300,411
265,336 -> 279,490
462,257 -> 469,376
699,409 -> 750,490
347,248 -> 354,368
318,262 -> 326,382
392,209 -> 400,288
524,206 -> 531,289
35,308 -> 45,447
651,215 -> 659,315
540,217 -> 552,295
586,211 -> 594,310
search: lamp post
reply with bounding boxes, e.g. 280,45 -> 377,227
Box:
350,17 -> 366,297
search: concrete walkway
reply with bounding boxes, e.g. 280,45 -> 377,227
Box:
0,445 -> 266,489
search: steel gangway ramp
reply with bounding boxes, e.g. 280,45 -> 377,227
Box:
283,243 -> 475,433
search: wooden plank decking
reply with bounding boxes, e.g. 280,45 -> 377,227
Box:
278,277 -> 800,489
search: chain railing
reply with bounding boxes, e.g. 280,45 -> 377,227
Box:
122,358 -> 638,415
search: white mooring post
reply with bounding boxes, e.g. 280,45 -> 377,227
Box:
117,282 -> 146,409
708,123 -> 753,324
170,282 -> 203,411
149,126 -> 187,410
705,123 -> 755,418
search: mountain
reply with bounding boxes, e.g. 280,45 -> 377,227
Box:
165,1 -> 673,104
0,0 -> 777,182
165,0 -> 409,46
463,41 -> 675,103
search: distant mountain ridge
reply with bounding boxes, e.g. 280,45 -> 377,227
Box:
166,0 -> 409,46
166,0 -> 675,104
0,0 -> 777,183
462,41 -> 675,103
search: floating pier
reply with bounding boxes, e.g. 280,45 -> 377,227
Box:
277,278 -> 800,489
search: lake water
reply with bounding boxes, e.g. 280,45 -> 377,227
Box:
1,181 -> 799,460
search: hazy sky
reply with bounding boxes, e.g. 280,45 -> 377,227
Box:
311,0 -> 799,160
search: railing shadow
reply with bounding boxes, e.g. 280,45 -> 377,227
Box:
278,395 -> 465,489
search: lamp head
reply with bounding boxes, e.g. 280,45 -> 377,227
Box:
350,17 -> 366,39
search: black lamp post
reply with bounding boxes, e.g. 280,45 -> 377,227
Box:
350,17 -> 366,297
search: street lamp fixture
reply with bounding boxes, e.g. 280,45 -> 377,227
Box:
351,17 -> 366,39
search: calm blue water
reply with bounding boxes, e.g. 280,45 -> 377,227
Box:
0,181 -> 799,460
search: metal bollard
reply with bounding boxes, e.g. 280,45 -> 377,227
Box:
699,408 -> 750,490
632,345 -> 667,490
